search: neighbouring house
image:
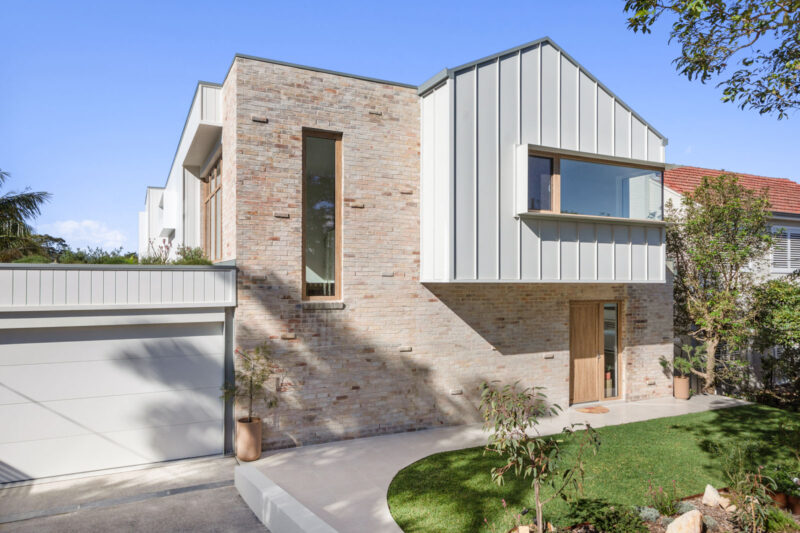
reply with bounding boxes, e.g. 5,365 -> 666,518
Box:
664,165 -> 800,382
138,37 -> 675,450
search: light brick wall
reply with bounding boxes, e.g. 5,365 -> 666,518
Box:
228,57 -> 674,450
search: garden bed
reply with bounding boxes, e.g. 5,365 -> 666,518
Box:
387,404 -> 800,532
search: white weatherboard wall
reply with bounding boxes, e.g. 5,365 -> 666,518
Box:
0,264 -> 236,483
420,39 -> 668,283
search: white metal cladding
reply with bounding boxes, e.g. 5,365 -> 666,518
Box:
0,264 -> 234,482
0,264 -> 236,310
419,39 -> 668,283
516,217 -> 665,282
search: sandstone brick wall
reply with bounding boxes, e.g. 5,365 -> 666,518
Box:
226,57 -> 674,450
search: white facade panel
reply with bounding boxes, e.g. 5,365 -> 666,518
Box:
560,57 -> 579,151
477,61 -> 499,279
420,38 -> 668,283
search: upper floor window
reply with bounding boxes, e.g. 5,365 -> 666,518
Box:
772,228 -> 800,272
527,152 -> 663,221
203,157 -> 222,261
303,131 -> 341,300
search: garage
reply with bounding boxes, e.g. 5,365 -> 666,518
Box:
0,264 -> 236,483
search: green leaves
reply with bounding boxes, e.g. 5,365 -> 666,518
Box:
623,0 -> 800,118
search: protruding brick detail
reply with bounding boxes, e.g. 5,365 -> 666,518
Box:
223,57 -> 674,451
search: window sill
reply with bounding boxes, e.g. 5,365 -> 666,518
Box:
517,211 -> 668,226
301,301 -> 346,311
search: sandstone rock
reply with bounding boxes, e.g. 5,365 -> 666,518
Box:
702,485 -> 721,507
718,496 -> 730,509
665,510 -> 703,533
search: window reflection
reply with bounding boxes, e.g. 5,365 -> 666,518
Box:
560,159 -> 662,220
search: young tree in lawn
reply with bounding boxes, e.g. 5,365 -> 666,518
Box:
623,0 -> 800,119
667,173 -> 772,392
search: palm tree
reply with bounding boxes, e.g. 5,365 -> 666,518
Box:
0,169 -> 51,261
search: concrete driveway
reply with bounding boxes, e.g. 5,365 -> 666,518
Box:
0,456 -> 265,532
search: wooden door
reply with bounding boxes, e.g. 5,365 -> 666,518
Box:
570,302 -> 600,404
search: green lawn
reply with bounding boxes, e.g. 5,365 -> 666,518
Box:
387,405 -> 800,532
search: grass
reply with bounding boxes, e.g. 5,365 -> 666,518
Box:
387,404 -> 800,532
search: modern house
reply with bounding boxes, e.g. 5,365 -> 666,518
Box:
139,37 -> 674,450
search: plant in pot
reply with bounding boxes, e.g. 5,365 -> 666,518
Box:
659,344 -> 704,400
767,466 -> 796,510
222,344 -> 278,462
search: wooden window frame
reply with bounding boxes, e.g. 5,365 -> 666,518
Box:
301,129 -> 343,302
528,149 -> 664,219
202,156 -> 223,262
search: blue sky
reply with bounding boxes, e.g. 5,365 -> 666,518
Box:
2,1 -> 799,251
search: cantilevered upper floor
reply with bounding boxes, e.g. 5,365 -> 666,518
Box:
419,37 -> 668,283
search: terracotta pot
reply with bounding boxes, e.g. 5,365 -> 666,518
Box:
235,417 -> 262,461
673,376 -> 690,400
789,494 -> 800,515
770,492 -> 789,509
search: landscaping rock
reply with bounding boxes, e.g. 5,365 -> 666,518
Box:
665,510 -> 703,533
675,501 -> 697,514
702,485 -> 721,507
702,515 -> 718,531
717,496 -> 730,509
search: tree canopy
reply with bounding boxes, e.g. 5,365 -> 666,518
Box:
667,173 -> 773,391
0,169 -> 51,262
624,0 -> 800,118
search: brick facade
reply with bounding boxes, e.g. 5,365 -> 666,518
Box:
224,57 -> 674,450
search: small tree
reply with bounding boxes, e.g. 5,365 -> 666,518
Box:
223,344 -> 279,422
479,382 -> 600,533
667,173 -> 773,392
752,274 -> 800,393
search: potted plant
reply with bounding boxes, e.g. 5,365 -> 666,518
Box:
222,344 -> 278,461
767,466 -> 793,509
660,344 -> 704,400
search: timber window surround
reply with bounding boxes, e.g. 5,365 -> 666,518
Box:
772,227 -> 800,272
523,150 -> 664,221
302,130 -> 342,300
203,156 -> 223,261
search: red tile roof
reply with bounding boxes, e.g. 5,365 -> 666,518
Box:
665,166 -> 800,215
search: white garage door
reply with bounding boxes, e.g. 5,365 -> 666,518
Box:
0,321 -> 226,483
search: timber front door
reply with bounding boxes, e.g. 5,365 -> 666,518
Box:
569,302 -> 620,404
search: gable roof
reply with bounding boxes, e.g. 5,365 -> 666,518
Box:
418,36 -> 667,143
665,166 -> 800,216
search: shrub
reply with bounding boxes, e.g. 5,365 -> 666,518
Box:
635,506 -> 660,523
719,444 -> 776,533
13,254 -> 51,263
567,499 -> 647,533
173,246 -> 212,265
59,247 -> 137,264
765,507 -> 798,532
647,478 -> 679,516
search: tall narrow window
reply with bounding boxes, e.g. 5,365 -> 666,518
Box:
203,157 -> 223,261
303,131 -> 341,299
603,303 -> 618,398
528,156 -> 553,211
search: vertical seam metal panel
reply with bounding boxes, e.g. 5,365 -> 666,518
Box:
449,76 -> 457,281
496,57 -> 501,279
556,50 -> 561,149
473,66 -> 478,280
517,49 -> 522,280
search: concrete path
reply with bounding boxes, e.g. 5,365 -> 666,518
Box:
0,456 -> 266,532
251,395 -> 746,533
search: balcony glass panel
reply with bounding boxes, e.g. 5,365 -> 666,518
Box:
560,159 -> 663,220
